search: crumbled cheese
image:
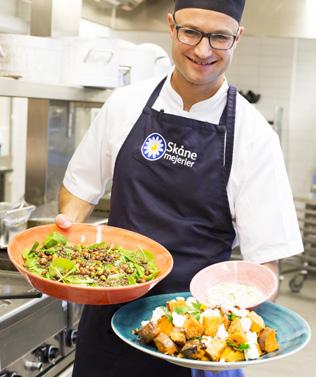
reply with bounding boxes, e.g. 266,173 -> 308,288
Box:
244,342 -> 260,360
172,312 -> 187,327
141,320 -> 149,327
176,296 -> 185,301
186,296 -> 198,307
244,331 -> 260,360
240,317 -> 252,332
201,336 -> 214,347
246,331 -> 258,343
199,308 -> 221,323
151,307 -> 165,323
231,307 -> 249,318
216,324 -> 228,340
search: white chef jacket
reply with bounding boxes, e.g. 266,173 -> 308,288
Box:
64,70 -> 303,264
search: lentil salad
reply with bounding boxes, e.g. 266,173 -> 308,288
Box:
22,232 -> 160,287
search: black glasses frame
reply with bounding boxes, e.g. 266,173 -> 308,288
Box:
172,16 -> 238,51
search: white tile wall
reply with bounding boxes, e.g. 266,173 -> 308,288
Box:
227,35 -> 316,197
288,39 -> 316,195
227,36 -> 294,144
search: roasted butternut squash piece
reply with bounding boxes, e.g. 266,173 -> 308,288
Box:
248,311 -> 265,333
257,343 -> 264,357
203,316 -> 222,337
258,327 -> 279,353
157,315 -> 173,336
227,318 -> 248,345
170,327 -> 186,346
153,333 -> 178,355
204,338 -> 227,361
222,313 -> 230,330
218,309 -> 230,330
183,316 -> 204,339
167,299 -> 186,313
137,321 -> 159,343
181,339 -> 206,360
220,346 -> 245,362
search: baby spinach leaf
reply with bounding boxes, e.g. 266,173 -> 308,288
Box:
63,275 -> 95,285
227,342 -> 250,351
48,257 -> 76,278
44,232 -> 67,248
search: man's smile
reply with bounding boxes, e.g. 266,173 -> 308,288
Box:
186,55 -> 217,66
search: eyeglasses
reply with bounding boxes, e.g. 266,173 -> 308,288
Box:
173,17 -> 238,51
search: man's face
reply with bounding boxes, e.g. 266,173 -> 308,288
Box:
168,8 -> 243,89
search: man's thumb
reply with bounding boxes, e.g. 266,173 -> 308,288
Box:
55,213 -> 72,229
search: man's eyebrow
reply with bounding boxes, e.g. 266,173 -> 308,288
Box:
176,22 -> 236,35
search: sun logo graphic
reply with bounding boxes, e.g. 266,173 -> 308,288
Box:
141,133 -> 167,161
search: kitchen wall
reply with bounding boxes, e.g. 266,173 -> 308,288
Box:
227,36 -> 316,197
0,0 -> 29,34
288,38 -> 316,195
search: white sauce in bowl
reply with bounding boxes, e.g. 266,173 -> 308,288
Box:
206,282 -> 265,308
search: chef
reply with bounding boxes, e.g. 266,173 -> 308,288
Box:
56,0 -> 303,376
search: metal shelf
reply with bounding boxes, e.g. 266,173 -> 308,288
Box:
0,78 -> 112,102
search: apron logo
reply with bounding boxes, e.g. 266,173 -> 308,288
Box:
141,133 -> 198,168
141,133 -> 167,161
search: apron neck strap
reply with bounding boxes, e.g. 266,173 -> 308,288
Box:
220,85 -> 237,186
145,77 -> 167,109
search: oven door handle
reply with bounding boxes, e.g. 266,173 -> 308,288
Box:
0,290 -> 42,299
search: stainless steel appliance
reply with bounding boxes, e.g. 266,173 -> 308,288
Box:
0,252 -> 83,377
0,204 -> 36,249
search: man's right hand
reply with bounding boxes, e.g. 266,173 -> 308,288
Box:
55,213 -> 72,229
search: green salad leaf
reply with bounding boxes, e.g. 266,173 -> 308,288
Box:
44,232 -> 67,248
48,257 -> 76,280
227,342 -> 250,351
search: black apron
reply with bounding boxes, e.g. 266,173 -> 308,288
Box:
72,79 -> 237,377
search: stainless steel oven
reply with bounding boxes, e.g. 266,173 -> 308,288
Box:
0,252 -> 83,377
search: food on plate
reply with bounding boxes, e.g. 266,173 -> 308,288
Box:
206,283 -> 265,308
134,296 -> 279,362
22,231 -> 159,287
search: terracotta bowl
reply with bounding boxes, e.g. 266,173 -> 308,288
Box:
190,260 -> 278,309
7,223 -> 173,305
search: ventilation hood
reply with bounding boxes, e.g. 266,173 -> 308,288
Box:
91,0 -> 145,11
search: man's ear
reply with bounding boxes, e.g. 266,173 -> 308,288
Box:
236,26 -> 245,44
167,13 -> 175,35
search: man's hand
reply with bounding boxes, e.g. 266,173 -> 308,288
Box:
55,213 -> 72,229
261,260 -> 280,302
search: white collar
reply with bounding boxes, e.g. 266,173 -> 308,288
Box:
161,68 -> 229,114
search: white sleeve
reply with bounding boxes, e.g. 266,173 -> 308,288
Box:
63,100 -> 112,205
235,130 -> 303,264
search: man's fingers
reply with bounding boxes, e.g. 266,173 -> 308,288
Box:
55,213 -> 72,229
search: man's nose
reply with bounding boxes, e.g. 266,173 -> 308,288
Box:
194,36 -> 213,58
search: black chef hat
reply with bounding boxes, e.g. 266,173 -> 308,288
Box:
174,0 -> 246,23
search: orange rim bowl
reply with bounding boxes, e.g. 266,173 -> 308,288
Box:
7,223 -> 173,305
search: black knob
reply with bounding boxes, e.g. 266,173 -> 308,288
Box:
66,329 -> 78,347
34,344 -> 60,364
